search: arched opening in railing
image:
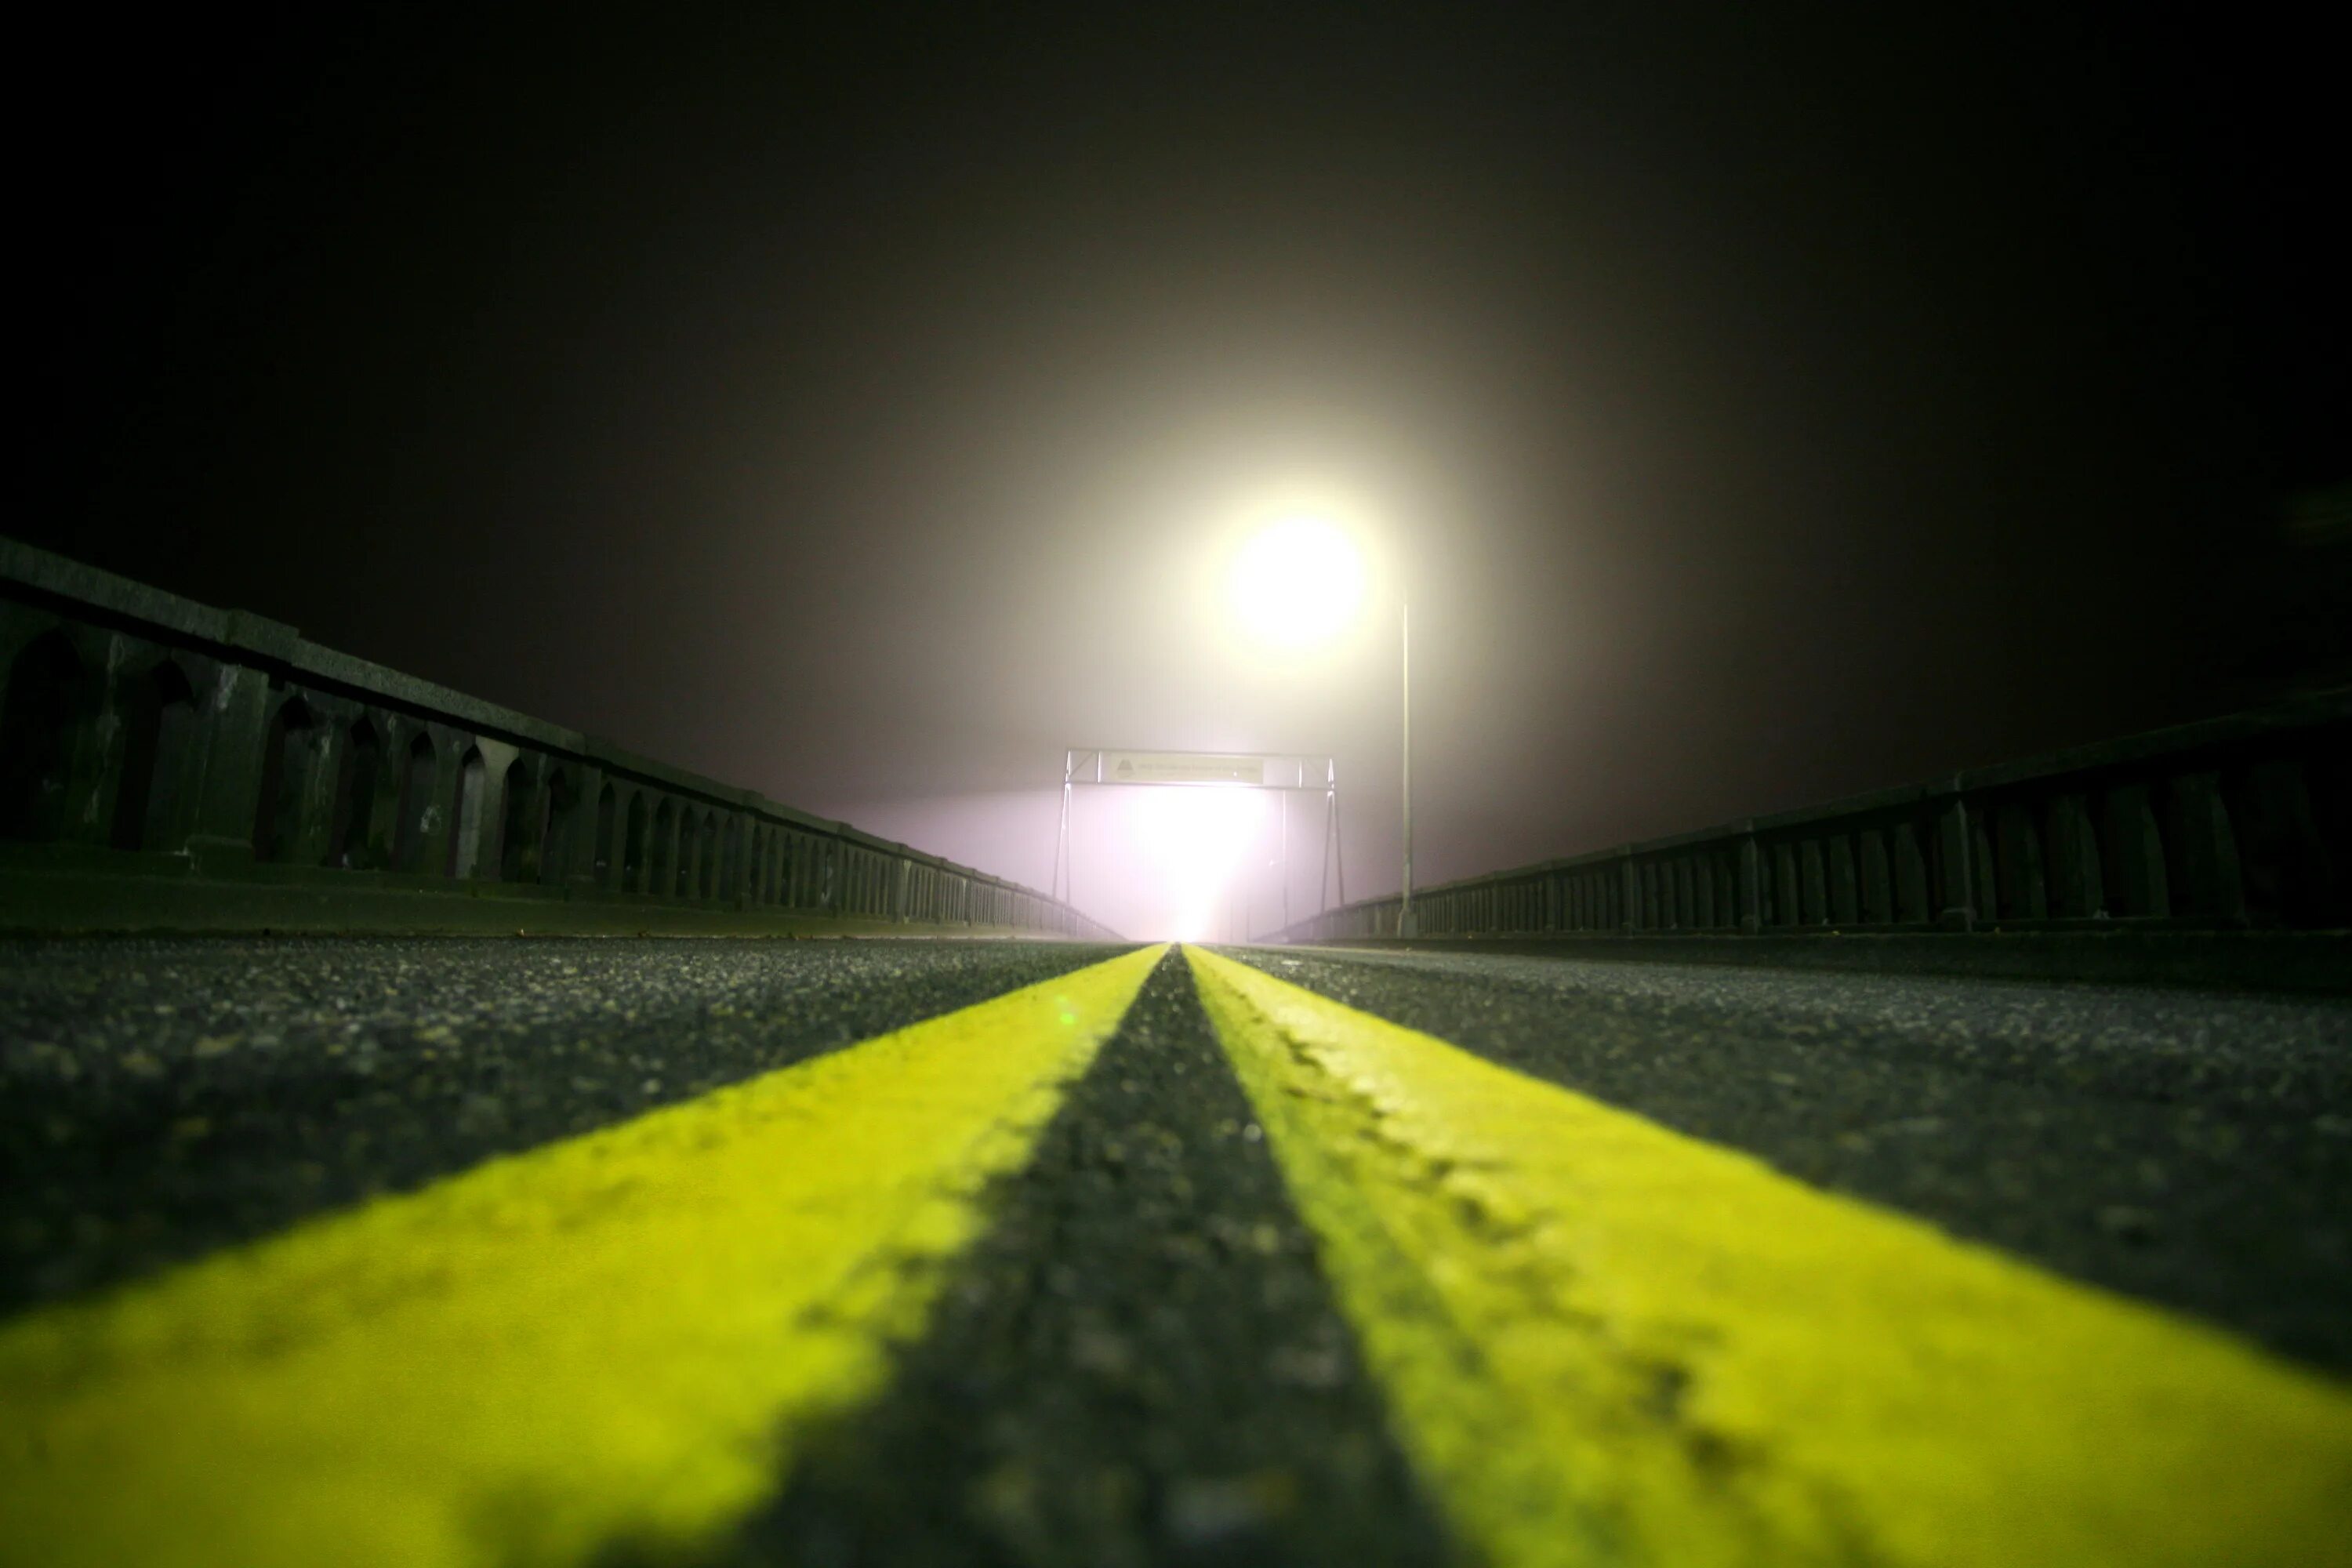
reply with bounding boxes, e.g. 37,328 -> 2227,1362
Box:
2225,757 -> 2341,924
0,630 -> 100,843
499,757 -> 539,884
393,731 -> 437,873
675,809 -> 700,898
593,784 -> 618,888
329,718 -> 383,869
650,797 -> 677,895
110,657 -> 198,852
622,790 -> 648,892
539,768 -> 579,887
252,694 -> 320,863
448,747 -> 488,879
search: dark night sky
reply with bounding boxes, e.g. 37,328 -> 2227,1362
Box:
21,4 -> 2349,932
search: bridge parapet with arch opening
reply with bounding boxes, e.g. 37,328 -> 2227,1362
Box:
0,537 -> 1116,940
1259,686 -> 2350,989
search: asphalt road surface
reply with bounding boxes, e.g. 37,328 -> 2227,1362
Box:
2,935 -> 2347,1567
0,935 -> 1123,1316
1220,944 -> 2352,1372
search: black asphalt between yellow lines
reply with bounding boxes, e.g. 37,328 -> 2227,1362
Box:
711,950 -> 1449,1566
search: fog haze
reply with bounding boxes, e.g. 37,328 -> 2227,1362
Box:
26,5 -> 2345,934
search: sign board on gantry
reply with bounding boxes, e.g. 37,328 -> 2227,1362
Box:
1100,752 -> 1266,786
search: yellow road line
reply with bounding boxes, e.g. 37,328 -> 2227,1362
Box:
0,945 -> 1165,1568
1185,946 -> 2352,1568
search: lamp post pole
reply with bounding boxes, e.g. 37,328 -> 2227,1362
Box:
1398,597 -> 1418,938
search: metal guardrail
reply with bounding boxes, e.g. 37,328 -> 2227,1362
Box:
0,537 -> 1118,939
1262,688 -> 2350,945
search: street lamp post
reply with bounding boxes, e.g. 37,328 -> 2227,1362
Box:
1399,597 -> 1417,937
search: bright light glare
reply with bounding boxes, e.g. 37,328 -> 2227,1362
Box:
1131,786 -> 1258,940
1227,514 -> 1366,651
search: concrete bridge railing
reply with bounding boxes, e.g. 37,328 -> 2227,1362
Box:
1262,688 -> 2350,956
0,537 -> 1117,940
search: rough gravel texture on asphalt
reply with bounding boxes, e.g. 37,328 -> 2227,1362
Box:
717,949 -> 1454,1568
0,935 -> 1131,1315
1220,945 -> 2352,1374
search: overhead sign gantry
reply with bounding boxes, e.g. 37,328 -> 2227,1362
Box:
1051,748 -> 1345,932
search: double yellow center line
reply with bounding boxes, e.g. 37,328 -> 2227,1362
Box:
0,946 -> 1165,1568
4,944 -> 2347,1566
1186,947 -> 2352,1568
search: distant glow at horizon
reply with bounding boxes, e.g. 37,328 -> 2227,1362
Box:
1131,785 -> 1259,940
1226,513 -> 1367,652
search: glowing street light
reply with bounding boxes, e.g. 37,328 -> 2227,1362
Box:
1225,512 -> 1419,938
1225,514 -> 1367,651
